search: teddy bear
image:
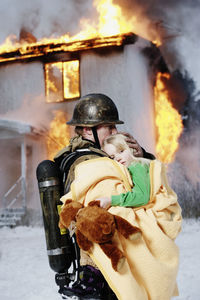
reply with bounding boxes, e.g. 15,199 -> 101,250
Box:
59,200 -> 141,272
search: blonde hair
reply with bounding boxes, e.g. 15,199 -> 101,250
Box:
102,133 -> 150,166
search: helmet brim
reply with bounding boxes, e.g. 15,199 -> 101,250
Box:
66,120 -> 124,127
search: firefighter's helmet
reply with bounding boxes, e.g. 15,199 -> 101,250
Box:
67,93 -> 124,127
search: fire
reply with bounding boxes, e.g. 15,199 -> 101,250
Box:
154,72 -> 183,163
63,61 -> 80,99
71,0 -> 129,40
0,0 -> 161,54
46,111 -> 70,160
95,0 -> 134,36
45,62 -> 63,101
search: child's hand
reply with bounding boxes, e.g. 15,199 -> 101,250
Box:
96,197 -> 111,209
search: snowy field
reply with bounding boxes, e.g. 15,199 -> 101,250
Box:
0,218 -> 199,300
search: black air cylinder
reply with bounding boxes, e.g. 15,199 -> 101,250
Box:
36,160 -> 73,273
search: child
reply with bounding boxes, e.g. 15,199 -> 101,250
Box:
98,133 -> 151,209
59,133 -> 182,300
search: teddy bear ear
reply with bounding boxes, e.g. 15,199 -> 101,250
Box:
65,200 -> 72,205
88,200 -> 100,207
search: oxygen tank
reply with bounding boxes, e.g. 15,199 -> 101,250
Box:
36,159 -> 73,273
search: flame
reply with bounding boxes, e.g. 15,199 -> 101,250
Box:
154,72 -> 183,163
45,62 -> 63,102
95,0 -> 134,36
46,111 -> 70,160
63,61 -> 80,99
0,0 -> 161,54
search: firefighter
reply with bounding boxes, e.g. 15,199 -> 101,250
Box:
54,93 -> 155,299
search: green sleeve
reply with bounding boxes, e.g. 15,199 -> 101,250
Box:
111,162 -> 150,207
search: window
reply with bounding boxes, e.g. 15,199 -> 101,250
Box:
45,60 -> 80,103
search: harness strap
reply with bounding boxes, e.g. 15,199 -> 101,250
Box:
55,148 -> 106,289
92,127 -> 101,149
59,149 -> 104,193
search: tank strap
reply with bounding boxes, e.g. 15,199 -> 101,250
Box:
56,148 -> 105,290
59,148 -> 105,193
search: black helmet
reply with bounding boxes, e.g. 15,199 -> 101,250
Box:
67,93 -> 124,127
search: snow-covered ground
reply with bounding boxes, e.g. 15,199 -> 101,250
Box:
0,218 -> 199,300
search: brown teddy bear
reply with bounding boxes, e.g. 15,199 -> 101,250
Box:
59,200 -> 141,272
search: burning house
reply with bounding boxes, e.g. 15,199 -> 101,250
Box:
0,0 -> 197,226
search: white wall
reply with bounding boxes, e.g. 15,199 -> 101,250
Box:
80,38 -> 156,154
0,62 -> 44,113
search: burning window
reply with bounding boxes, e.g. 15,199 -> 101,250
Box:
45,60 -> 80,102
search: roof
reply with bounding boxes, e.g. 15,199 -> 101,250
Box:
0,33 -> 137,65
0,119 -> 33,139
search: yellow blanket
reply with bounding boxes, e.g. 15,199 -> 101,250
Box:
60,157 -> 182,300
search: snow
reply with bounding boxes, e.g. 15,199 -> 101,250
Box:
0,219 -> 199,300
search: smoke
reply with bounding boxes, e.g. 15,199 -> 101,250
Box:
0,0 -> 93,43
113,0 -> 200,86
0,94 -> 53,132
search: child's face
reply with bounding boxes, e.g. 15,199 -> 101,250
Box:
103,143 -> 133,167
